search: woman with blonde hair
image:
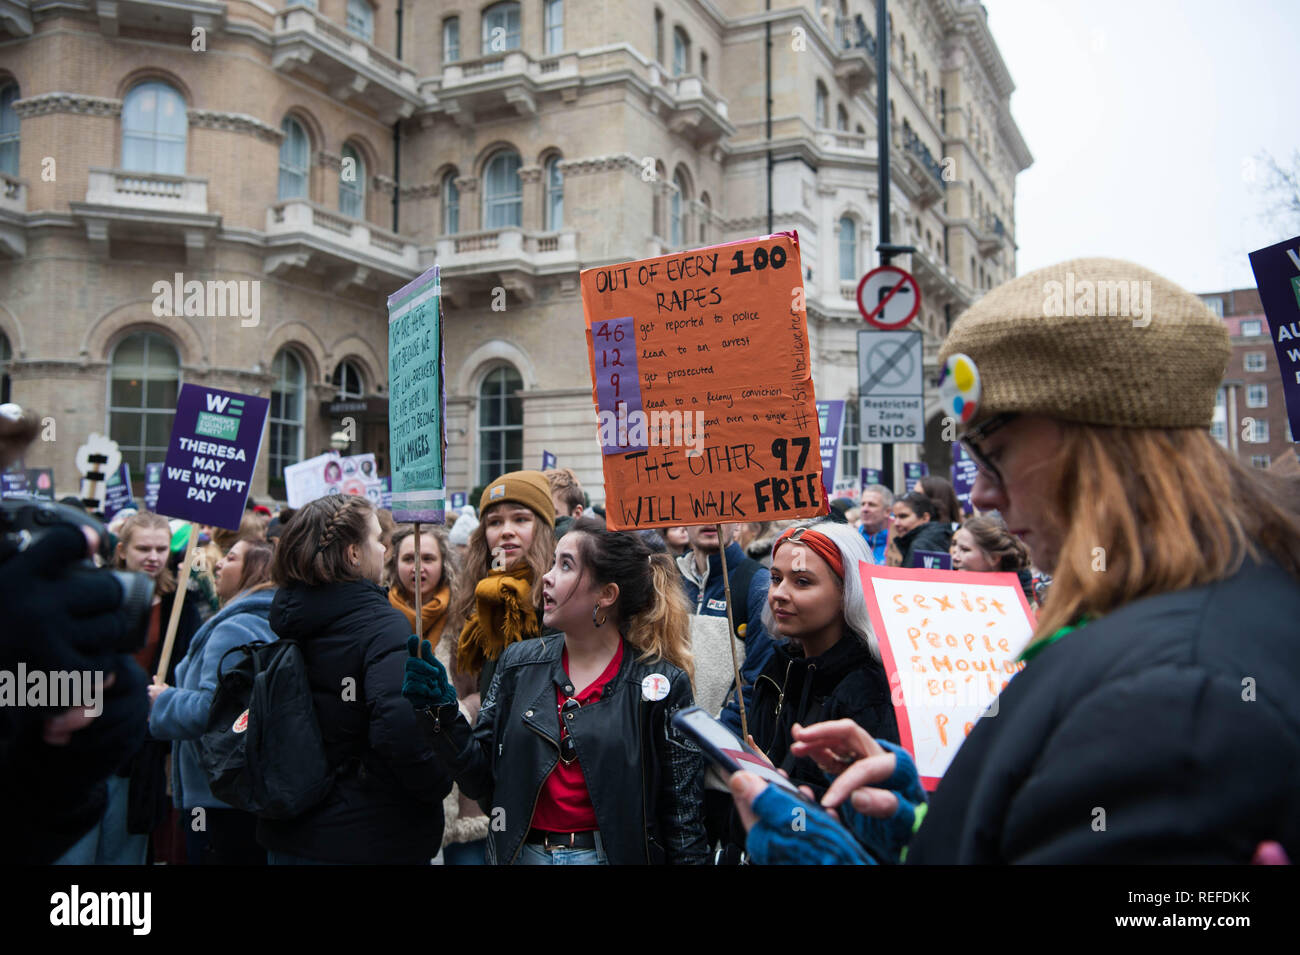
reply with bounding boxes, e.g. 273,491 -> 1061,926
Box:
453,471 -> 558,696
404,517 -> 707,865
729,257 -> 1300,865
148,539 -> 277,864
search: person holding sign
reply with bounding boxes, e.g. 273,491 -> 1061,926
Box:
385,524 -> 488,866
453,471 -> 558,697
730,257 -> 1300,864
404,518 -> 707,865
719,520 -> 898,862
258,495 -> 453,864
55,512 -> 201,865
147,540 -> 276,865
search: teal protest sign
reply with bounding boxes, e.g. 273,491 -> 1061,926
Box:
387,265 -> 446,523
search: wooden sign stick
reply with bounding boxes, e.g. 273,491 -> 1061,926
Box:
716,522 -> 749,742
155,525 -> 198,683
413,521 -> 423,640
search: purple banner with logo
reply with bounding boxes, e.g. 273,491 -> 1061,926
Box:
144,462 -> 164,511
904,460 -> 929,492
25,467 -> 54,500
155,384 -> 269,530
951,442 -> 978,514
860,467 -> 882,489
1,469 -> 28,499
102,463 -> 134,519
450,491 -> 467,510
541,450 -> 557,471
914,549 -> 952,570
1248,235 -> 1300,444
816,400 -> 845,502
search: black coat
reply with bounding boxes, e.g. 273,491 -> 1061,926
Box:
418,634 -> 708,865
257,580 -> 453,863
908,557 -> 1300,863
894,521 -> 953,568
750,635 -> 900,795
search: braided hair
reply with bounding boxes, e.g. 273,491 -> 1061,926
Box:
272,494 -> 375,587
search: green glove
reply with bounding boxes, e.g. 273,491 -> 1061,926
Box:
402,635 -> 458,709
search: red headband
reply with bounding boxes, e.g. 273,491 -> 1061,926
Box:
772,527 -> 844,580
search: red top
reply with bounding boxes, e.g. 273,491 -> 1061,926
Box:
530,641 -> 624,833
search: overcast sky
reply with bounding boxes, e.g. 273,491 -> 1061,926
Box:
982,0 -> 1297,294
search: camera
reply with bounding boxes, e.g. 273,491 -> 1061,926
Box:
0,498 -> 155,653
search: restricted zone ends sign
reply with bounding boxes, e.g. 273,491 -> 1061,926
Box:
857,265 -> 922,331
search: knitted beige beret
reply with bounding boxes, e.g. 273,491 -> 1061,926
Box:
938,258 -> 1230,430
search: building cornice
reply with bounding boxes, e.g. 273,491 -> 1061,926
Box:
188,108 -> 284,143
12,91 -> 122,118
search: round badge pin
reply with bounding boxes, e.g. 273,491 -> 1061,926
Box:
232,709 -> 249,734
641,674 -> 670,702
938,353 -> 981,425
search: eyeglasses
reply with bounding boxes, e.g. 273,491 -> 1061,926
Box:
959,413 -> 1017,490
558,696 -> 581,764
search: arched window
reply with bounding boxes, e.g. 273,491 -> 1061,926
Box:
838,216 -> 856,283
670,169 -> 688,248
815,81 -> 829,128
841,398 -> 859,479
278,116 -> 310,200
122,81 -> 186,175
269,349 -> 305,481
483,150 -> 522,228
652,160 -> 668,237
699,191 -> 711,244
346,0 -> 373,42
108,332 -> 179,475
836,104 -> 849,132
443,17 -> 460,64
544,0 -> 563,55
442,170 -> 460,234
0,330 -> 11,405
0,83 -> 18,177
544,155 -> 563,231
332,359 -> 364,399
478,365 -> 523,484
482,1 -> 521,54
339,143 -> 365,219
672,26 -> 689,76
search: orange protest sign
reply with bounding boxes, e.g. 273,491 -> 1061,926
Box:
858,564 -> 1036,791
581,232 -> 825,530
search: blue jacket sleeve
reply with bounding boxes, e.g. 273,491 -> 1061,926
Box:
720,568 -> 776,734
149,616 -> 270,741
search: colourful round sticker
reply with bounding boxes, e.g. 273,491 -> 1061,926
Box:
939,353 -> 981,425
232,709 -> 249,734
641,674 -> 671,702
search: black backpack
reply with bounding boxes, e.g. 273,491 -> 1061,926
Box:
199,640 -> 336,819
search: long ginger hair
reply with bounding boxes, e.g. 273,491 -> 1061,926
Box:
1032,424 -> 1300,643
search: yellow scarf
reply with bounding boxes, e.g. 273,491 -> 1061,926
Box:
457,564 -> 540,677
389,581 -> 451,643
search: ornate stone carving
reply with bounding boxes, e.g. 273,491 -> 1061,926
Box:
556,154 -> 641,177
13,93 -> 121,118
188,110 -> 283,143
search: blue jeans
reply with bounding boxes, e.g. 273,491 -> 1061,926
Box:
517,834 -> 608,866
443,839 -> 487,866
54,774 -> 148,866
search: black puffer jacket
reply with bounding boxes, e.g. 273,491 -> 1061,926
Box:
417,634 -> 708,865
908,557 -> 1300,863
896,521 -> 954,568
749,634 -> 900,796
257,580 -> 453,863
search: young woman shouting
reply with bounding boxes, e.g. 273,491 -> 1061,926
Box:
404,518 -> 708,865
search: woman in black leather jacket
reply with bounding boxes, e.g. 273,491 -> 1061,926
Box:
404,518 -> 708,865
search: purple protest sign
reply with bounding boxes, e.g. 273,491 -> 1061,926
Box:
904,460 -> 928,492
591,316 -> 647,455
541,450 -> 557,471
102,463 -> 134,519
1,469 -> 28,499
1248,236 -> 1300,443
816,400 -> 845,502
144,462 -> 163,511
914,549 -> 952,570
450,491 -> 466,510
951,442 -> 978,514
26,467 -> 54,500
860,467 -> 882,489
155,384 -> 269,530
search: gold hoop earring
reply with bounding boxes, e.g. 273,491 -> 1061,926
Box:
592,605 -> 607,628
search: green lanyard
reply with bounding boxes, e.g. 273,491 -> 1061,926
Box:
1018,617 -> 1089,665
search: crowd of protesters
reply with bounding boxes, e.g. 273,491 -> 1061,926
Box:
4,256 -> 1298,866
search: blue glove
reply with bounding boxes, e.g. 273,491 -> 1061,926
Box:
402,635 -> 458,709
835,739 -> 928,865
746,785 -> 876,866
